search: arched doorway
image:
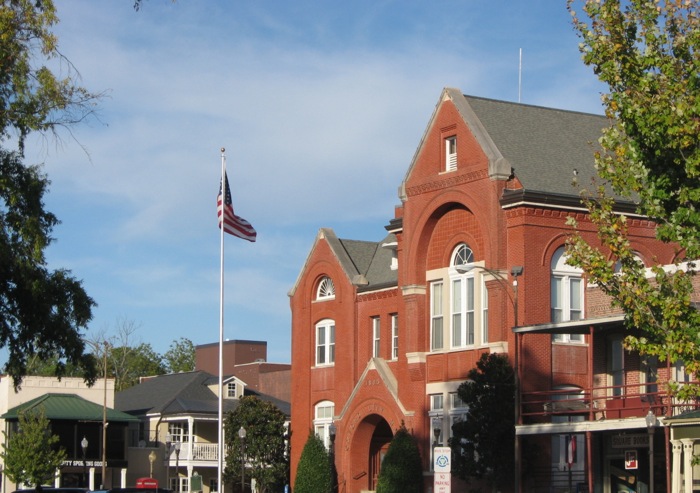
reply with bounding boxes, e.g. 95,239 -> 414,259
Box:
368,419 -> 393,490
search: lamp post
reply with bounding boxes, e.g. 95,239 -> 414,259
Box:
455,263 -> 524,492
174,442 -> 181,493
646,410 -> 656,493
165,434 -> 172,491
148,450 -> 156,478
81,437 -> 88,488
329,423 -> 337,493
238,426 -> 246,493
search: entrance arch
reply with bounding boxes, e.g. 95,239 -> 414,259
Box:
346,414 -> 394,492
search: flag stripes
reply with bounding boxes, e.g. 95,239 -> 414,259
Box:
217,172 -> 257,242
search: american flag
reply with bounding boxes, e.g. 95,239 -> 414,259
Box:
217,172 -> 257,242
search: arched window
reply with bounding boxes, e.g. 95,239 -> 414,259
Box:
551,247 -> 584,343
316,276 -> 335,300
452,243 -> 474,267
314,401 -> 335,449
315,319 -> 335,366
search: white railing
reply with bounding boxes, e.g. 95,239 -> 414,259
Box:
167,443 -> 219,462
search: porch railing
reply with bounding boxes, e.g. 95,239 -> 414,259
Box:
521,381 -> 700,422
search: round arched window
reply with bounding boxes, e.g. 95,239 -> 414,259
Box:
452,243 -> 474,267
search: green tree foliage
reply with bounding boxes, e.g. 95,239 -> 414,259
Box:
293,432 -> 332,493
0,149 -> 97,388
223,396 -> 288,493
163,337 -> 195,374
566,1 -> 700,398
0,409 -> 67,490
110,342 -> 165,391
450,353 -> 514,490
375,424 -> 422,493
0,0 -> 102,388
0,0 -> 100,150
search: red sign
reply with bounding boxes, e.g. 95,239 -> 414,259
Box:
136,478 -> 159,489
624,450 -> 638,470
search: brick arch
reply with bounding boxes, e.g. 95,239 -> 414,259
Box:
540,234 -> 569,268
344,413 -> 395,492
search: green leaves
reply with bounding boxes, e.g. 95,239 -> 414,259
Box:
0,408 -> 67,488
567,0 -> 700,398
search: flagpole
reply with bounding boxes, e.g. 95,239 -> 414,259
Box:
218,147 -> 226,493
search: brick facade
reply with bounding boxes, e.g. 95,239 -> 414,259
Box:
289,88 -> 687,492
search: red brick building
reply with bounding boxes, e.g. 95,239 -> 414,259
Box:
289,88 -> 697,492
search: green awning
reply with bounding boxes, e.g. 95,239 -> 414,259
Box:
2,393 -> 138,422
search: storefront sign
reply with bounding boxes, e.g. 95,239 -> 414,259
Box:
612,434 -> 649,448
624,450 -> 638,470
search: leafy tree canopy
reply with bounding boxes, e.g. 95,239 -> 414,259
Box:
566,0 -> 700,397
0,408 -> 67,490
163,337 -> 195,374
376,424 -> 422,493
450,353 -> 514,489
224,395 -> 288,493
293,432 -> 331,493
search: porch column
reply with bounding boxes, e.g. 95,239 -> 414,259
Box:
89,466 -> 96,491
672,440 -> 682,493
120,468 -> 127,487
681,439 -> 694,493
54,467 -> 60,487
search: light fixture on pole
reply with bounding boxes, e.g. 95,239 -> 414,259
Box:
432,417 -> 441,447
148,450 -> 156,478
81,437 -> 88,488
328,423 -> 337,493
238,426 -> 247,493
646,410 -> 656,493
174,442 -> 181,493
165,434 -> 172,490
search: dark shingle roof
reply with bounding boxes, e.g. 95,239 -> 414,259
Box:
2,393 -> 138,422
115,371 -> 289,417
463,94 -> 606,197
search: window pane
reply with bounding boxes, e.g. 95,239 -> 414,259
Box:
432,317 -> 443,350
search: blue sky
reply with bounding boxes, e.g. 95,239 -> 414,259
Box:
8,0 -> 605,365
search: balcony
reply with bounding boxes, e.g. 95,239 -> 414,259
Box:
165,442 -> 221,463
521,381 -> 700,423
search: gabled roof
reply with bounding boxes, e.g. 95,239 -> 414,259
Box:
288,228 -> 398,297
115,370 -> 289,417
2,393 -> 138,422
403,88 -> 630,209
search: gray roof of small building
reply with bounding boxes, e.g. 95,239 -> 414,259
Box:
115,370 -> 290,418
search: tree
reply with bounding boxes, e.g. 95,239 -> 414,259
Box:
163,337 -> 195,373
450,353 -> 514,490
566,1 -> 700,398
0,0 -> 101,151
0,150 -> 97,388
110,342 -> 165,391
223,396 -> 288,493
375,424 -> 423,493
293,432 -> 332,493
0,0 -> 102,388
0,408 -> 67,490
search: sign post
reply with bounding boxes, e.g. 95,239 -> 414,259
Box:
433,447 -> 451,493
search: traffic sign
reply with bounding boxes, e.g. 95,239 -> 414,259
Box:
433,446 -> 451,473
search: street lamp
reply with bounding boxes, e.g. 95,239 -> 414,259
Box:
432,417 -> 441,448
454,263 -> 524,493
238,426 -> 246,493
148,450 -> 156,478
165,434 -> 172,491
81,437 -> 88,488
329,423 -> 337,493
646,410 -> 656,493
174,442 -> 181,493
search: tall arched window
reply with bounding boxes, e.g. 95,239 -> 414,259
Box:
551,247 -> 584,342
316,276 -> 335,300
315,319 -> 335,366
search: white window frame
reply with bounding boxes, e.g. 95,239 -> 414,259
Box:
314,401 -> 335,449
168,422 -> 189,442
391,314 -> 399,360
445,136 -> 457,171
372,317 -> 381,358
551,247 -> 584,343
431,282 -> 444,351
315,319 -> 335,366
226,381 -> 236,398
316,276 -> 335,300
